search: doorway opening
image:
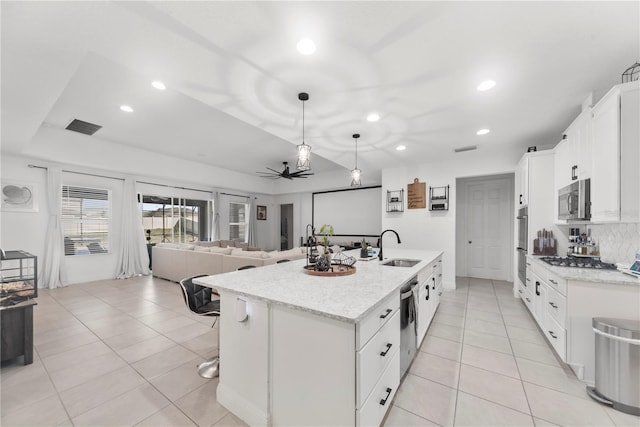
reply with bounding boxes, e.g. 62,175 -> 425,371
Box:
455,173 -> 514,282
280,204 -> 294,250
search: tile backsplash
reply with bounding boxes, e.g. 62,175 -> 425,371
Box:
589,223 -> 640,265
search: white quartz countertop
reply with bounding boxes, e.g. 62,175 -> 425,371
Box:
528,255 -> 639,286
195,249 -> 443,323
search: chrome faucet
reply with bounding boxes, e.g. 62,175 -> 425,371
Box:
378,229 -> 401,261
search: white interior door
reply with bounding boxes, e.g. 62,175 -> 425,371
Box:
465,177 -> 511,280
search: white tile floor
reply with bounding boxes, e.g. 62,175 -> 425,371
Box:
0,275 -> 638,426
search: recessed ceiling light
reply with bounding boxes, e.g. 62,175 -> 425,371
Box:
120,105 -> 134,113
296,38 -> 316,55
367,113 -> 380,122
477,80 -> 496,91
151,81 -> 166,90
396,145 -> 406,151
476,128 -> 490,135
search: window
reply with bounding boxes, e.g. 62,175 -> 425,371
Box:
62,186 -> 110,256
229,202 -> 248,242
141,196 -> 210,244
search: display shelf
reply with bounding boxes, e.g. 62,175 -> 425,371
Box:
386,189 -> 404,212
429,186 -> 449,211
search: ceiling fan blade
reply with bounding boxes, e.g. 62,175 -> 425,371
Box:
266,167 -> 281,174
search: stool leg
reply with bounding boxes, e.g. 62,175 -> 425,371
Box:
197,318 -> 220,378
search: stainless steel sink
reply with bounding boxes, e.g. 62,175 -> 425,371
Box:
382,259 -> 421,267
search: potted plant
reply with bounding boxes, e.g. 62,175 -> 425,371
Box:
318,224 -> 334,260
360,238 -> 368,258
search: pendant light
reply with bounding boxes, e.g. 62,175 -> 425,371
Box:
296,92 -> 311,171
350,133 -> 362,187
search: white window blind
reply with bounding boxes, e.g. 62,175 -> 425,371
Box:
62,186 -> 111,256
229,202 -> 248,242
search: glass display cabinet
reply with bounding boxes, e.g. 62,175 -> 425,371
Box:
1,250 -> 37,306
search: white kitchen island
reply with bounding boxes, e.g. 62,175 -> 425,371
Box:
195,249 -> 443,427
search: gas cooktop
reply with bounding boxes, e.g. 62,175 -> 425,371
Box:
540,256 -> 617,270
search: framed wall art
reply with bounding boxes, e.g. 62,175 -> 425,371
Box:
1,180 -> 39,212
257,205 -> 267,220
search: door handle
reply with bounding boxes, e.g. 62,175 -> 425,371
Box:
379,309 -> 392,319
519,194 -> 523,205
379,387 -> 393,406
535,281 -> 540,296
426,285 -> 430,301
379,343 -> 392,357
432,277 -> 436,290
571,165 -> 578,181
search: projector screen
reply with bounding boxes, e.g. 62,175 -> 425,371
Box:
312,186 -> 382,238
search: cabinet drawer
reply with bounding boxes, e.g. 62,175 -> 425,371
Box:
356,310 -> 399,408
356,350 -> 400,427
534,263 -> 567,296
544,313 -> 566,361
524,268 -> 534,292
545,285 -> 567,328
523,288 -> 534,314
357,292 -> 400,349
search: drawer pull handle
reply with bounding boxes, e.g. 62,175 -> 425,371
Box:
526,262 -> 531,266
379,387 -> 393,406
438,274 -> 442,278
549,302 -> 558,309
526,297 -> 531,303
379,309 -> 392,319
518,289 -> 523,294
380,343 -> 392,357
548,331 -> 557,339
526,278 -> 531,282
549,279 -> 558,285
432,277 -> 436,290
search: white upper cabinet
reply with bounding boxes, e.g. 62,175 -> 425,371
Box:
591,81 -> 640,223
554,109 -> 592,190
516,155 -> 529,207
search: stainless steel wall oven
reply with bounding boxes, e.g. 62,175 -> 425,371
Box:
516,207 -> 528,285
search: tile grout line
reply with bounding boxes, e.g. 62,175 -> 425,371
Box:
451,276 -> 471,427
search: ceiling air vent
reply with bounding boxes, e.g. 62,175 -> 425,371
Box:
65,119 -> 102,136
454,145 -> 477,153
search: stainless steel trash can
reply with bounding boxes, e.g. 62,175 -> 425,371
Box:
587,318 -> 640,415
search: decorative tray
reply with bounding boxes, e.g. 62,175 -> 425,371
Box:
303,265 -> 356,277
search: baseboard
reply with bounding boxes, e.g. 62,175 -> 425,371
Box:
217,382 -> 270,427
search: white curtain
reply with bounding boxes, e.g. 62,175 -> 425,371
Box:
247,198 -> 256,247
41,167 -> 67,289
115,178 -> 150,279
212,192 -> 220,241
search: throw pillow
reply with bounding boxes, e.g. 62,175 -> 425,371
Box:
210,247 -> 233,255
194,246 -> 210,252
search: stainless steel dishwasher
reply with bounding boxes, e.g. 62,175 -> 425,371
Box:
399,275 -> 418,377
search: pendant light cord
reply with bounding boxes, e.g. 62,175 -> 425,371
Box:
302,99 -> 305,145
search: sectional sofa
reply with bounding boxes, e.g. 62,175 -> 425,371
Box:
151,242 -> 307,283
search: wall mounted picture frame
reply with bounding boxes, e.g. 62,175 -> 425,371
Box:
257,205 -> 267,220
1,180 -> 39,212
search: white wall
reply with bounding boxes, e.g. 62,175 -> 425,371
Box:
381,148 -> 523,290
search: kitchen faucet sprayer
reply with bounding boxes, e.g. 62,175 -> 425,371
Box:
378,229 -> 401,261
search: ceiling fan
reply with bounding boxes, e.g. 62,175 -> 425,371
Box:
257,162 -> 314,180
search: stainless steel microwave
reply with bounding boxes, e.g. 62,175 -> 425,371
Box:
558,179 -> 591,220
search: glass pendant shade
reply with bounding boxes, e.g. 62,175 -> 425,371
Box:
296,92 -> 311,171
350,133 -> 362,187
350,168 -> 362,187
296,142 -> 311,171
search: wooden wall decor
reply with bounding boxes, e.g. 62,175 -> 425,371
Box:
407,178 -> 426,209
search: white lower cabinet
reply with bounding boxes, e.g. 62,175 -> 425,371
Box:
416,255 -> 443,347
544,311 -> 567,361
356,311 -> 400,408
357,350 -> 400,426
